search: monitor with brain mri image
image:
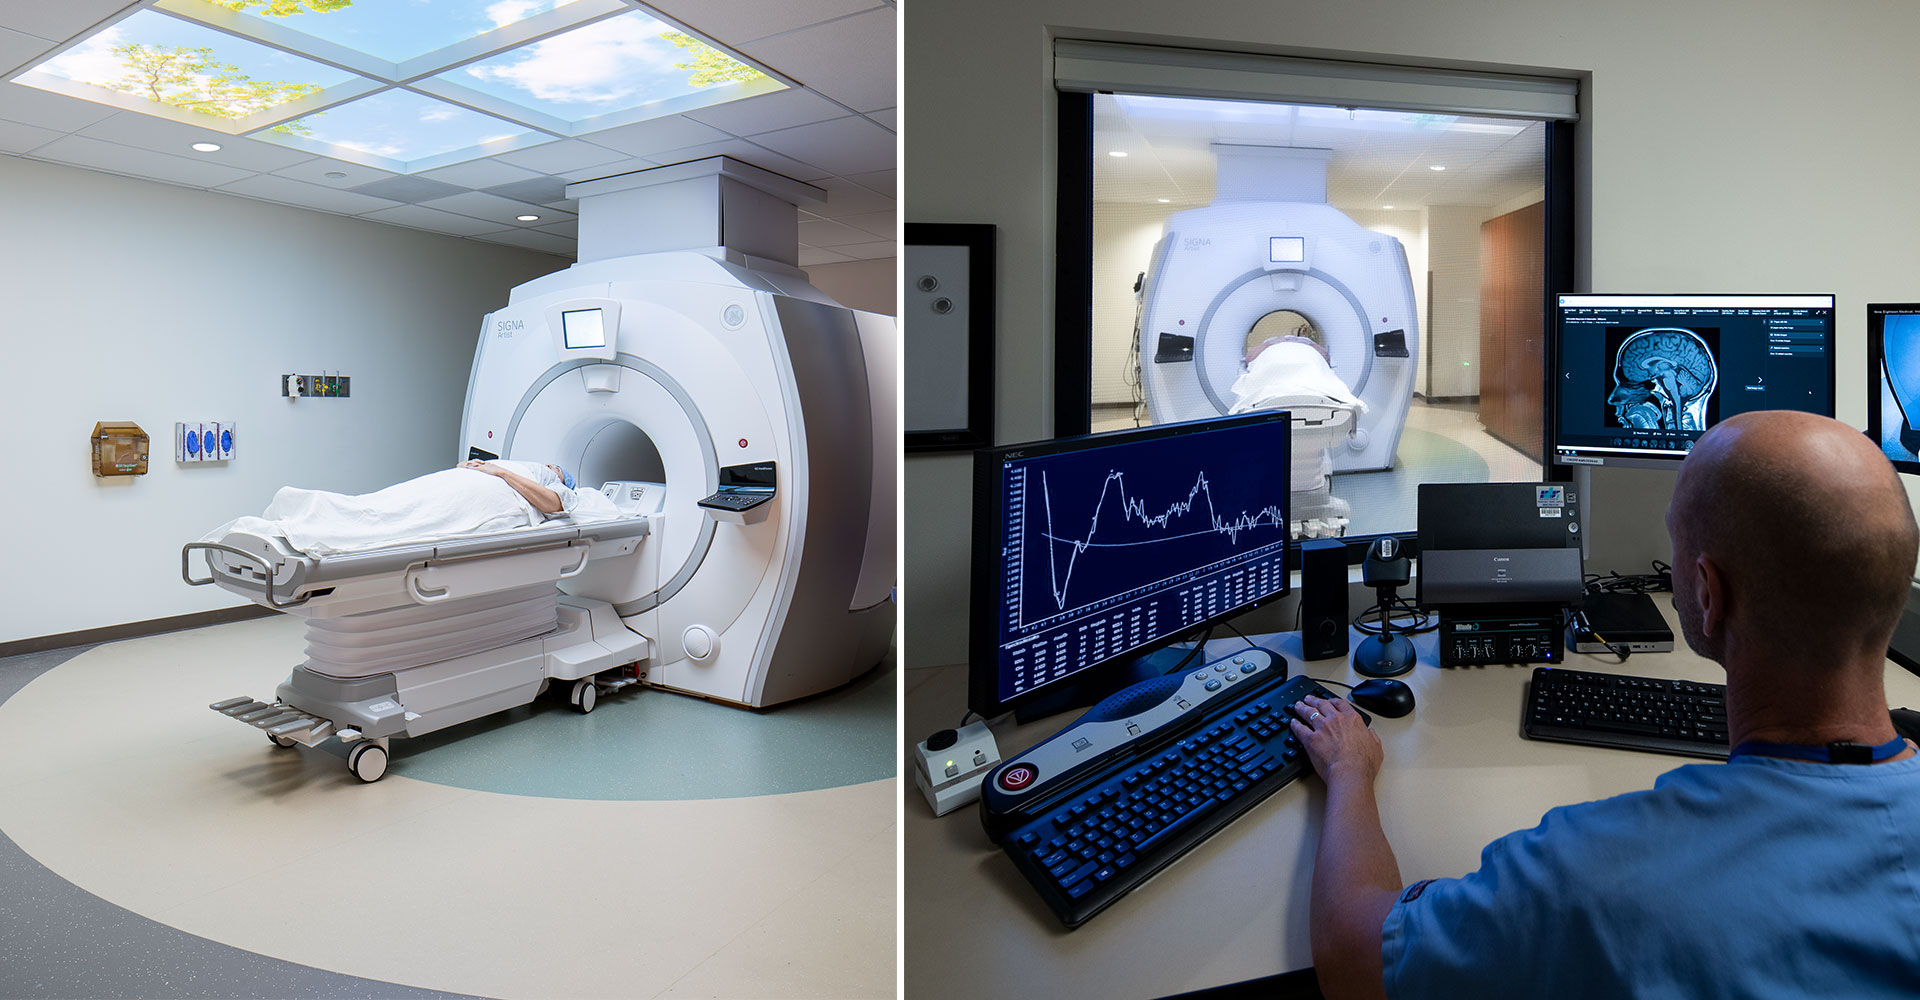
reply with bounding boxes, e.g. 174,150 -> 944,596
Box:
1604,326 -> 1720,431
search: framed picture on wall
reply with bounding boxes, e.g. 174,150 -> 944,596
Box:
905,223 -> 995,452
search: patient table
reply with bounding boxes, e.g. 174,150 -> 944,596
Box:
186,498 -> 659,781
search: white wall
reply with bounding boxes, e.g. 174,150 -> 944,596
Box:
1426,204 -> 1485,397
808,257 -> 898,317
905,0 -> 1920,668
0,156 -> 568,644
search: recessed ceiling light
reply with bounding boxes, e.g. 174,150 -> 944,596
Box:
517,214 -> 539,222
1156,198 -> 1170,203
1108,150 -> 1128,158
1429,164 -> 1446,171
191,142 -> 221,152
1383,204 -> 1395,209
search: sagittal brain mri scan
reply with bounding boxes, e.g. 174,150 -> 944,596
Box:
1608,327 -> 1718,430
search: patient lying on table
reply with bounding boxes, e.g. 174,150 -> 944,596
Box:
210,459 -> 621,555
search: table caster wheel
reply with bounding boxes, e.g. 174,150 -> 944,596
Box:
348,742 -> 388,782
269,732 -> 297,748
571,678 -> 597,714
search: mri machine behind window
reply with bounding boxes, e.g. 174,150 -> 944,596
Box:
1133,146 -> 1420,535
190,158 -> 895,781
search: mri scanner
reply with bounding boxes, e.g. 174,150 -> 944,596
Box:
187,158 -> 896,781
1134,146 -> 1421,509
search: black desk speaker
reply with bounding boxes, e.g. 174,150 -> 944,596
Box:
1300,538 -> 1349,660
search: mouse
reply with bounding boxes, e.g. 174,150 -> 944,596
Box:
1349,678 -> 1415,718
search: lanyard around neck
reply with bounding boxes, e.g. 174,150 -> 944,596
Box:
1728,736 -> 1909,764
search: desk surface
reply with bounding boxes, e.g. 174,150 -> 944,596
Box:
903,594 -> 1920,999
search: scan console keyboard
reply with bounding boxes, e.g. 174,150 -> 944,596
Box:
1523,666 -> 1730,759
979,648 -> 1363,927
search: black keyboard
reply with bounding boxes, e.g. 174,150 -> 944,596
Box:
1523,666 -> 1729,759
979,649 -> 1359,927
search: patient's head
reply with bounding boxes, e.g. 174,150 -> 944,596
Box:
546,464 -> 576,490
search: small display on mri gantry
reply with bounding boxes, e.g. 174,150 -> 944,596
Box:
562,308 -> 607,349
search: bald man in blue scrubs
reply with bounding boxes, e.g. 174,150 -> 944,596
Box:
1290,410 -> 1920,999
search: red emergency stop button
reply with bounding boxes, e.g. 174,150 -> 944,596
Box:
999,763 -> 1037,791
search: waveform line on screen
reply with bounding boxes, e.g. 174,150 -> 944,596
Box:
1040,469 -> 1284,611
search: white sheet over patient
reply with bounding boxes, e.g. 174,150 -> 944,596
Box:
1228,340 -> 1367,414
210,465 -> 622,555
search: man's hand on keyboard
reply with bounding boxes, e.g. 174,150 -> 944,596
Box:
1290,695 -> 1382,785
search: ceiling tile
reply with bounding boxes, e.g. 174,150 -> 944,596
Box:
867,107 -> 895,131
0,116 -> 59,153
798,245 -> 855,266
474,228 -> 576,255
215,174 -> 404,216
271,157 -> 396,188
492,138 -> 631,175
844,168 -> 895,197
76,113 -> 312,172
350,174 -> 470,203
361,204 -> 511,237
535,218 -> 579,239
646,137 -> 831,182
0,0 -> 134,48
740,8 -> 895,113
0,24 -> 53,76
832,239 -> 894,260
587,116 -> 732,157
484,176 -> 571,206
685,87 -> 847,137
748,115 -> 893,176
421,190 -> 574,226
807,174 -> 894,218
641,0 -> 879,46
798,217 -> 874,248
838,209 -> 894,238
31,134 -> 253,188
416,159 -> 544,190
0,80 -> 118,132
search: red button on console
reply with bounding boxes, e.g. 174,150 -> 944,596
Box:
999,764 -> 1037,791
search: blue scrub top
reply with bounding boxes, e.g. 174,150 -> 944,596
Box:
1382,752 -> 1920,999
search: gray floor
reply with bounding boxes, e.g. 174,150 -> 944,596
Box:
0,643 -> 485,1000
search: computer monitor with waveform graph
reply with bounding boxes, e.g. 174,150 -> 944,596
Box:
968,411 -> 1292,720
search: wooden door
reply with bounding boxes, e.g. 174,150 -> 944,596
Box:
1479,202 -> 1545,458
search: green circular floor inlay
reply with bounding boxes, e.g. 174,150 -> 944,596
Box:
320,659 -> 895,800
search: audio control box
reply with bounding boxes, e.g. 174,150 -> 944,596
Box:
1439,608 -> 1565,666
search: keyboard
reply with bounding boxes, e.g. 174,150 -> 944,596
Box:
979,648 -> 1360,927
1523,666 -> 1729,759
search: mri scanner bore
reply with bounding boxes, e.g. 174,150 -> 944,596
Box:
185,159 -> 896,782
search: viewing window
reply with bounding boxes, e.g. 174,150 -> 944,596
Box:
1058,56 -> 1574,549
